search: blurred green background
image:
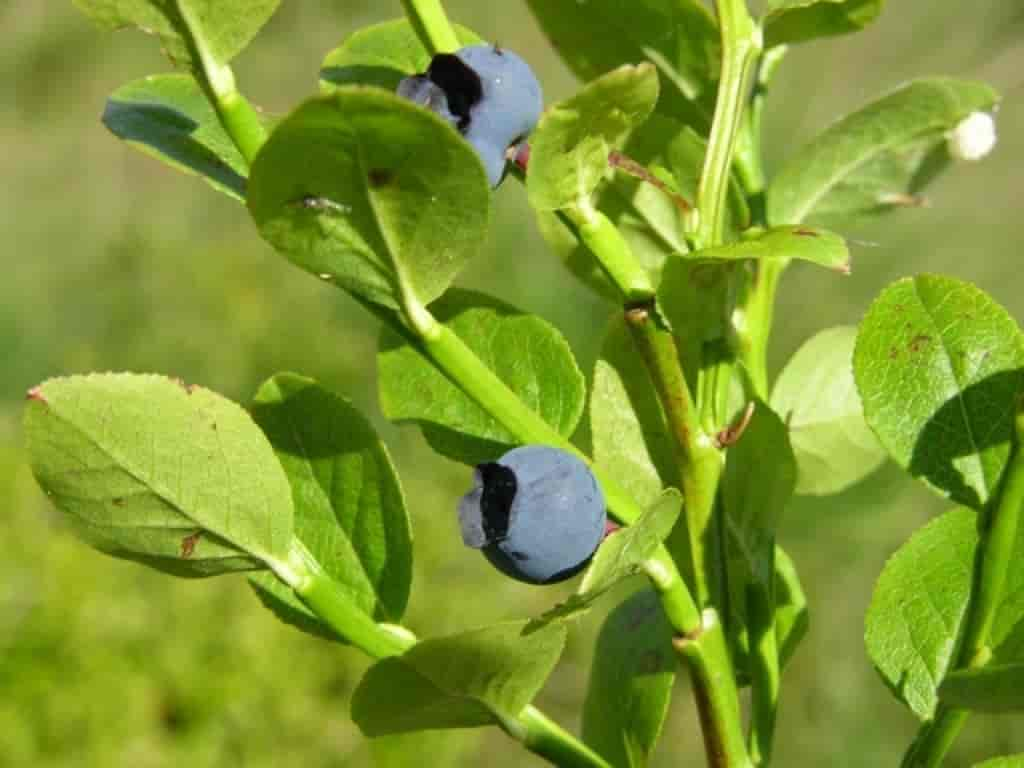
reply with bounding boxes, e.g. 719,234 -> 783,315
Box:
3,2 -> 1024,766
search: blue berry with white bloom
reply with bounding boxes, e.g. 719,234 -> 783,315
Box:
458,446 -> 606,584
396,44 -> 543,187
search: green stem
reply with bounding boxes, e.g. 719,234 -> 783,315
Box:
416,312 -> 644,524
735,259 -> 783,400
279,539 -> 416,658
401,0 -> 460,54
625,304 -> 722,605
747,584 -> 780,766
567,205 -> 656,303
902,412 -> 1024,767
676,609 -> 754,768
733,46 -> 788,400
176,0 -> 267,165
278,540 -> 609,768
518,707 -> 613,768
696,0 -> 761,249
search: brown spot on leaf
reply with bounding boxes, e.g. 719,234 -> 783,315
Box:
26,386 -> 46,403
909,334 -> 932,354
793,228 -> 818,237
180,531 -> 201,558
113,497 -> 125,507
368,168 -> 394,187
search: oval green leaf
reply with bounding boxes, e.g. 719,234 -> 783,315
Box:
248,374 -> 412,639
583,589 -> 678,768
320,18 -> 482,93
771,325 -> 886,495
524,0 -> 719,129
103,73 -> 248,201
378,290 -> 586,465
528,64 -> 660,212
764,0 -> 884,48
691,226 -> 850,273
351,620 -> 566,735
768,78 -> 999,228
854,275 -> 1024,510
939,663 -> 1024,712
865,507 -> 977,720
73,0 -> 280,68
247,88 -> 490,313
24,373 -> 294,575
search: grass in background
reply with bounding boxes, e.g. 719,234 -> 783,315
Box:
2,1 -> 1023,765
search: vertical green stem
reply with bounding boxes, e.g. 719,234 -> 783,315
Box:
902,412 -> 1024,767
696,0 -> 761,249
401,0 -> 460,54
676,609 -> 754,768
733,46 -> 789,400
625,304 -> 723,605
175,0 -> 267,165
747,584 -> 780,766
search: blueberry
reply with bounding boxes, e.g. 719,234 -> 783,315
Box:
396,44 -> 543,187
458,446 -> 606,584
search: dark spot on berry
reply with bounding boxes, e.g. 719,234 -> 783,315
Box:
426,53 -> 483,132
477,462 -> 517,542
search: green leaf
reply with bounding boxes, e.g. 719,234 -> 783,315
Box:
724,401 -> 796,590
866,500 -> 1024,717
73,0 -> 280,68
248,374 -> 412,640
524,0 -> 719,129
537,115 -> 747,301
319,18 -> 482,93
24,373 -> 293,576
768,79 -> 1000,228
582,589 -> 678,767
584,491 -> 681,595
527,64 -> 660,212
351,620 -> 566,735
691,226 -> 850,273
764,0 -> 884,48
975,756 -> 1024,768
103,73 -> 248,201
854,275 -> 1024,510
771,325 -> 885,495
865,508 -> 977,720
591,315 -> 677,509
939,664 -> 1024,712
378,290 -> 585,465
247,88 -> 490,313
539,491 -> 682,623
